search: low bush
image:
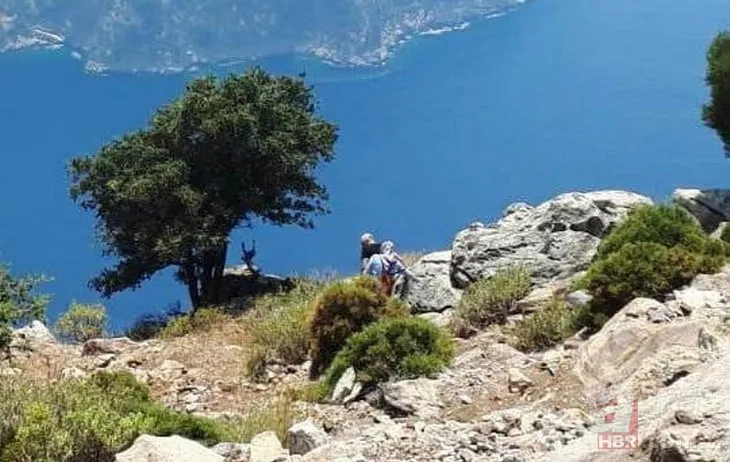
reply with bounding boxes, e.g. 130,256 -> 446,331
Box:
571,204 -> 729,323
595,204 -> 715,258
583,242 -> 723,316
54,302 -> 108,343
308,276 -> 409,378
454,265 -> 531,328
508,297 -> 589,351
159,307 -> 229,339
0,371 -> 237,462
323,317 -> 454,391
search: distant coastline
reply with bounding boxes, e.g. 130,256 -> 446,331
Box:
0,4 -> 522,76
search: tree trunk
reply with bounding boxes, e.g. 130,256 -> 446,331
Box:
199,254 -> 214,308
183,263 -> 201,309
210,242 -> 228,305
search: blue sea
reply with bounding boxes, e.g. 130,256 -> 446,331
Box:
1,0 -> 730,331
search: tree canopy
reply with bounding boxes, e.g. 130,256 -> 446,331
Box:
0,263 -> 49,353
69,67 -> 338,309
702,31 -> 730,155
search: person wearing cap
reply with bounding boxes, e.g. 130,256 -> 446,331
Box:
360,232 -> 382,273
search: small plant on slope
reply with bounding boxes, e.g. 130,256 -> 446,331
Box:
323,316 -> 455,392
54,301 -> 108,343
454,265 -> 531,329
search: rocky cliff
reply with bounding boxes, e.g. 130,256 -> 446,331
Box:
6,187 -> 730,462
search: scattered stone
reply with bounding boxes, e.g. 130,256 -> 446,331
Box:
343,382 -> 364,404
381,378 -> 443,419
331,367 -> 357,404
507,368 -> 533,394
211,442 -> 251,461
60,367 -> 86,380
94,353 -> 116,368
288,419 -> 329,455
115,434 -> 223,462
565,290 -> 592,308
250,431 -> 288,462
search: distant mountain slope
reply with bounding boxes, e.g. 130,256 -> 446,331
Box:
0,0 -> 523,73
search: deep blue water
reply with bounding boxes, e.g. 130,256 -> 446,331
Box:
1,0 -> 730,331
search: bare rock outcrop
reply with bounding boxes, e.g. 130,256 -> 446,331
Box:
672,188 -> 730,233
450,190 -> 652,289
403,251 -> 463,313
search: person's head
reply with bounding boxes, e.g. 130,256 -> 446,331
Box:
380,240 -> 395,255
360,232 -> 375,246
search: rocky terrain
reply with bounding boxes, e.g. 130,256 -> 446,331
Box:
6,187 -> 730,462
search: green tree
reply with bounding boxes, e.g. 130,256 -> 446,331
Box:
0,264 -> 50,354
69,67 -> 338,309
702,31 -> 730,154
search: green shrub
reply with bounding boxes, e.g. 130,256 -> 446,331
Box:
308,276 -> 409,378
583,242 -> 724,316
0,371 -> 239,462
455,265 -> 531,328
509,298 -> 590,351
596,204 -> 715,259
572,204 -> 729,322
159,307 -> 229,339
323,316 -> 454,391
54,302 -> 108,343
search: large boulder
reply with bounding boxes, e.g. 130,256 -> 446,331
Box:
573,297 -> 709,397
115,434 -> 223,462
450,190 -> 653,289
12,320 -> 56,346
537,346 -> 730,462
402,251 -> 463,313
380,378 -> 444,419
672,188 -> 730,233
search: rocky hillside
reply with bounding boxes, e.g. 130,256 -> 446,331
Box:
5,187 -> 730,462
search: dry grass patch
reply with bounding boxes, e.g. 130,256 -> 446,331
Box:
230,393 -> 300,445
